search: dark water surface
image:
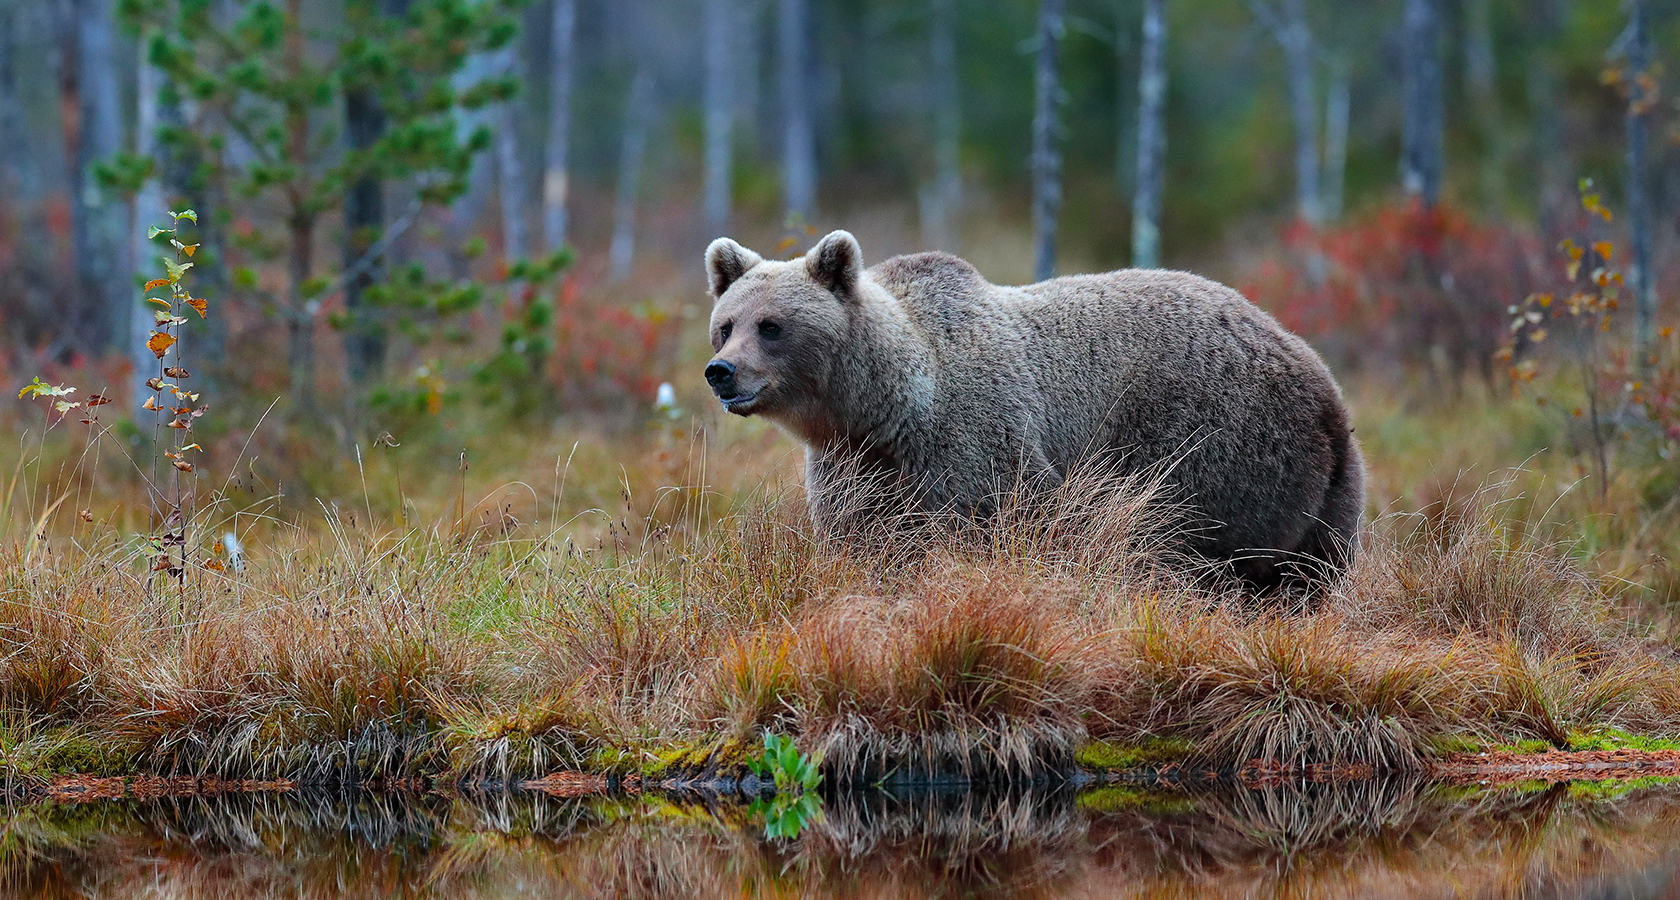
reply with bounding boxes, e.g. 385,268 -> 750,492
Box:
5,778 -> 1680,898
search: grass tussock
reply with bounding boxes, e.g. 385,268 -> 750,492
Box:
0,450 -> 1677,787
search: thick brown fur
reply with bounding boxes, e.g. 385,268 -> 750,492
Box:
703,230 -> 1365,590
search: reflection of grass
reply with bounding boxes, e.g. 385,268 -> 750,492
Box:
12,778 -> 1680,900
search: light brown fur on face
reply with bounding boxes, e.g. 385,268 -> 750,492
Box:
703,230 -> 1366,593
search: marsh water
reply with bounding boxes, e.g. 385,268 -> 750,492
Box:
6,779 -> 1680,899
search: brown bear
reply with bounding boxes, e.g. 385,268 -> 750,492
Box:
703,230 -> 1364,590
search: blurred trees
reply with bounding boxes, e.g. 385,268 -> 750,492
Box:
113,0 -> 521,413
779,0 -> 816,220
0,0 -> 1674,417
1131,0 -> 1164,268
1031,0 -> 1064,280
1400,0 -> 1443,208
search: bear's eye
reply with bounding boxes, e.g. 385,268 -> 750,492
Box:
719,322 -> 733,344
758,320 -> 783,340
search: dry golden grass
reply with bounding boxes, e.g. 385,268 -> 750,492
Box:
0,433 -> 1675,787
0,372 -> 1678,786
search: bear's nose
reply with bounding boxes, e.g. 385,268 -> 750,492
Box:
704,360 -> 736,391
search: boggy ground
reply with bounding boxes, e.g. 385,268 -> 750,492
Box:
3,453 -> 1680,796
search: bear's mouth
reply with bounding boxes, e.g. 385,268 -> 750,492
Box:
718,390 -> 760,414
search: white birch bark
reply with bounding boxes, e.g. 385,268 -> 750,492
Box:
1131,0 -> 1165,269
778,0 -> 815,219
703,0 -> 733,227
609,69 -> 655,281
542,0 -> 575,252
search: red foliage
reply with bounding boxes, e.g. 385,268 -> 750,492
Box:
549,276 -> 679,408
1240,201 -> 1547,385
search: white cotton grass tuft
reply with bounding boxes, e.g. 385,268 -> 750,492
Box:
222,532 -> 245,574
655,382 -> 680,419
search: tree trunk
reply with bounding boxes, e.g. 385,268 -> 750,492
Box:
542,0 -> 574,253
131,29 -> 169,416
448,46 -> 497,276
342,0 -> 407,381
283,0 -> 315,412
1030,0 -> 1063,282
734,0 -> 761,141
495,45 -> 528,264
0,1 -> 29,201
1131,0 -> 1165,269
1322,56 -> 1349,221
1625,0 -> 1655,373
1112,0 -> 1133,194
343,77 -> 386,383
287,212 -> 316,409
1279,0 -> 1319,226
70,0 -> 126,357
923,0 -> 960,251
1465,0 -> 1505,210
779,0 -> 815,219
703,0 -> 733,227
609,69 -> 655,281
1400,0 -> 1442,207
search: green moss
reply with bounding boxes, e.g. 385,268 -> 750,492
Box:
1425,734 -> 1564,757
587,738 -> 754,778
37,732 -> 136,777
1076,785 -> 1197,814
1567,728 -> 1680,753
1566,776 -> 1680,801
1075,737 -> 1196,771
1424,734 -> 1488,755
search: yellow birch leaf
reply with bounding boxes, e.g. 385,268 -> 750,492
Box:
147,332 -> 176,358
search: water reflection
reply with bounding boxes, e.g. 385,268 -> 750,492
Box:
1,778 -> 1679,898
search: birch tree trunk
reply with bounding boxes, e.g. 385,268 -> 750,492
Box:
496,45 -> 528,264
703,0 -> 733,227
1279,0 -> 1319,226
1624,0 -> 1655,373
448,44 -> 497,276
609,69 -> 656,281
74,0 -> 127,356
542,0 -> 575,252
1131,0 -> 1165,269
1400,0 -> 1443,207
923,0 -> 960,251
1030,0 -> 1064,281
779,0 -> 816,220
1322,57 -> 1349,222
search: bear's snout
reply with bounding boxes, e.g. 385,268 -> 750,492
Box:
704,359 -> 737,394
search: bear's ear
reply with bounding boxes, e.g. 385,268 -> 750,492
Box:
706,238 -> 763,298
805,230 -> 862,295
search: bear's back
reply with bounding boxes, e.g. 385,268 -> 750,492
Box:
866,252 -> 996,339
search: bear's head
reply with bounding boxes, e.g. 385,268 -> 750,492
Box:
703,230 -> 862,431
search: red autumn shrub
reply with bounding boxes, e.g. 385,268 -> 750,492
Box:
1241,201 -> 1548,388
